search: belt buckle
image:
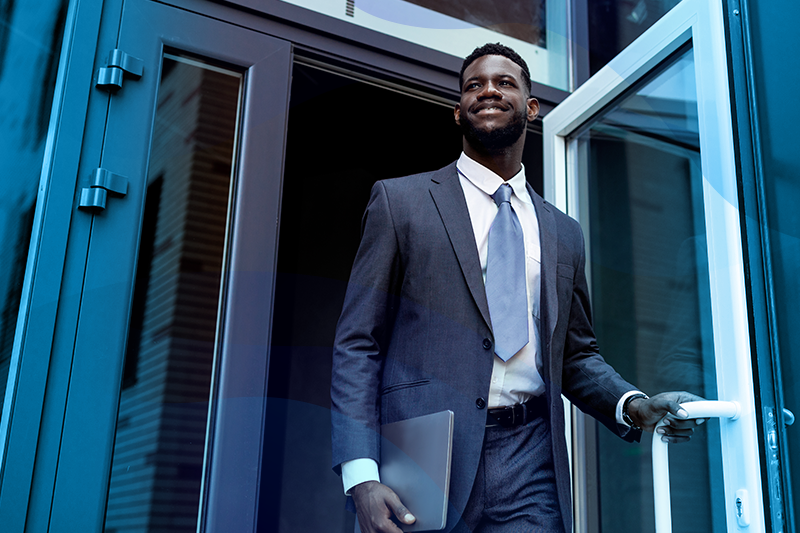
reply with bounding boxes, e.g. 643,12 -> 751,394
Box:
486,403 -> 528,428
487,405 -> 507,428
499,405 -> 514,427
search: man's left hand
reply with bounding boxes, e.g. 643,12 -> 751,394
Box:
628,391 -> 707,443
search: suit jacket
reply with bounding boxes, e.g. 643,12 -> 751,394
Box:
330,161 -> 639,533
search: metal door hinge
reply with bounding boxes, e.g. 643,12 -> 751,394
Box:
96,49 -> 143,91
78,168 -> 129,212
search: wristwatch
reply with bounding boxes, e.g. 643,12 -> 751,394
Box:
622,393 -> 649,431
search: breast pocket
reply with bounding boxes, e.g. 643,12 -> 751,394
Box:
555,262 -> 577,312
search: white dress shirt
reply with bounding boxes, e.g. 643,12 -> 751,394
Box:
340,153 -> 640,494
456,151 -> 545,407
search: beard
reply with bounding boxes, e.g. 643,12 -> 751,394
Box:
459,106 -> 527,153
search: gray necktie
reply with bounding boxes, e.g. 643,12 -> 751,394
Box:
485,183 -> 529,361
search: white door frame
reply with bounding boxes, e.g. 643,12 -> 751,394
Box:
543,0 -> 764,531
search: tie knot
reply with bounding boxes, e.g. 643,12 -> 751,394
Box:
492,183 -> 513,207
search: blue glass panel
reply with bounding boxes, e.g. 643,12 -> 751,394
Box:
575,47 -> 726,533
0,0 -> 68,421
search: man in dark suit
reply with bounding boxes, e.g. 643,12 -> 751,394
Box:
331,43 -> 703,533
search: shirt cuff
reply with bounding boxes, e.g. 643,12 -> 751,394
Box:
616,390 -> 647,426
341,458 -> 381,495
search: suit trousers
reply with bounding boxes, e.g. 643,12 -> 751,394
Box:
451,414 -> 565,533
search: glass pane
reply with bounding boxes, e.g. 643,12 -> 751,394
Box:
588,0 -> 683,76
279,0 -> 569,90
573,47 -> 725,532
103,54 -> 242,533
0,0 -> 68,422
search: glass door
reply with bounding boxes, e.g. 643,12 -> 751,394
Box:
38,1 -> 292,531
544,0 -> 765,532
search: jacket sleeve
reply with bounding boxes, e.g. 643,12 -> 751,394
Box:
560,226 -> 642,442
330,181 -> 402,473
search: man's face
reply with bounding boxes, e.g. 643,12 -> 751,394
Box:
455,55 -> 539,152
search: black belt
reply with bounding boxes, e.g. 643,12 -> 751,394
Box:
486,395 -> 547,428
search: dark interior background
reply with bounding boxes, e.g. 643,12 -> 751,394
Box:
258,61 -> 544,533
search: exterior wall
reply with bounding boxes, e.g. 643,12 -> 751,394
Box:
747,0 -> 800,527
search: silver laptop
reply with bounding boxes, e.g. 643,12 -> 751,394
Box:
380,410 -> 455,531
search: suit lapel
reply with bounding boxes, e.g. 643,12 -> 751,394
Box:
429,163 -> 493,332
528,184 -> 558,361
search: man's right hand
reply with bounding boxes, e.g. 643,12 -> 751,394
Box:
351,481 -> 416,533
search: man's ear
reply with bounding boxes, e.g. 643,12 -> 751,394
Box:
527,98 -> 540,122
454,103 -> 462,126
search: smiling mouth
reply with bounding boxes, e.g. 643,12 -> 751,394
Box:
475,106 -> 507,114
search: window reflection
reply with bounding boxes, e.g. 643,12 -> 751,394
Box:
0,0 -> 68,421
103,55 -> 241,533
403,0 -> 547,47
575,47 -> 725,532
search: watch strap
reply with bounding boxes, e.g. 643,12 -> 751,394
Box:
622,393 -> 649,430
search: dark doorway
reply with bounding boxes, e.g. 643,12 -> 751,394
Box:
258,60 -> 543,533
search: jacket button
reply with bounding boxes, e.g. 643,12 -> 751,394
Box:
482,338 -> 492,350
476,397 -> 486,409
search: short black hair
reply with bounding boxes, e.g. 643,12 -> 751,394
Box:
459,43 -> 532,95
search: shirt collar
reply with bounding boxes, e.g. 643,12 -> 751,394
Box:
456,152 -> 531,205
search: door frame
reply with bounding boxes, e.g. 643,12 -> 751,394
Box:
161,0 -> 570,113
51,2 -> 295,531
543,0 -> 765,531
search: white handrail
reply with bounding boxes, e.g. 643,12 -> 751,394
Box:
652,400 -> 740,533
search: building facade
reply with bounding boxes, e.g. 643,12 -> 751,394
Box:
0,1 -> 796,532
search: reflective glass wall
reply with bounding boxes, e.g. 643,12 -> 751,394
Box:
0,0 -> 68,420
280,0 -> 569,91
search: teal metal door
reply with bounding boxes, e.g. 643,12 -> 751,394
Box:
0,1 -> 292,531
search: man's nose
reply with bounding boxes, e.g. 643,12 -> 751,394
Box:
477,82 -> 502,99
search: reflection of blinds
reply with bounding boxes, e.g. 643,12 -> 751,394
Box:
403,0 -> 546,46
104,60 -> 238,533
